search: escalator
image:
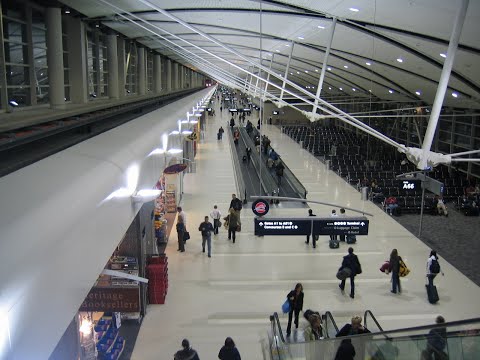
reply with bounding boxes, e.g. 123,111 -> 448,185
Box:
266,311 -> 480,360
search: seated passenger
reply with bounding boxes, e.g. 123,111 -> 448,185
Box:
433,195 -> 448,217
385,196 -> 399,215
336,316 -> 371,337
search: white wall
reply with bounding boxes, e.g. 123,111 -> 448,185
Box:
0,87 -> 214,360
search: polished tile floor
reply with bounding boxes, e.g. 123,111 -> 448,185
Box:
131,104 -> 480,360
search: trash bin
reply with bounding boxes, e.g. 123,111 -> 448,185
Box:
325,160 -> 330,170
361,186 -> 369,200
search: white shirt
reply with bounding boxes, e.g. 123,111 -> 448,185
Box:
178,211 -> 186,227
210,209 -> 221,220
426,255 -> 436,275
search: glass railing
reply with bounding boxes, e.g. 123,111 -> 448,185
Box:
323,311 -> 339,339
227,127 -> 247,203
268,312 -> 480,360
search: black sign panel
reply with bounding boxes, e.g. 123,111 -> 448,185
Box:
254,218 -> 312,236
313,217 -> 369,236
398,179 -> 421,192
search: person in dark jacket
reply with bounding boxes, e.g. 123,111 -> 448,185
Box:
275,161 -> 285,185
389,249 -> 402,294
336,316 -> 370,337
305,209 -> 317,247
286,283 -> 304,337
334,339 -> 356,360
338,248 -> 361,299
224,208 -> 239,243
176,216 -> 185,252
425,316 -> 448,360
229,193 -> 243,226
174,339 -> 200,360
218,337 -> 241,360
198,216 -> 214,257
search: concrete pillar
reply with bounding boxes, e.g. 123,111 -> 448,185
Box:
137,47 -> 146,95
107,34 -> 119,99
173,62 -> 179,90
189,70 -> 193,88
179,65 -> 184,89
166,59 -> 172,92
66,17 -> 87,104
154,54 -> 162,93
117,38 -> 126,98
46,7 -> 65,109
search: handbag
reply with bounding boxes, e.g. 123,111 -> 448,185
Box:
214,219 -> 222,227
399,260 -> 410,277
236,224 -> 241,232
183,231 -> 190,241
336,267 -> 352,280
282,299 -> 290,314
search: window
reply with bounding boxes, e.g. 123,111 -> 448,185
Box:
125,41 -> 137,94
147,51 -> 153,92
32,9 -> 48,104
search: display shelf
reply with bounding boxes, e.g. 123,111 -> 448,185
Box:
166,190 -> 176,213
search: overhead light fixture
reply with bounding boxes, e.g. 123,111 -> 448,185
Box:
415,91 -> 421,96
327,67 -> 332,71
328,87 -> 332,90
168,148 -> 183,154
339,87 -> 343,91
349,8 -> 360,12
296,71 -> 300,74
305,70 -> 309,73
285,44 -> 290,47
440,53 -> 447,58
290,72 -> 293,75
318,25 -> 325,29
368,89 -> 372,92
64,8 -> 71,14
8,100 -> 18,107
452,92 -> 458,98
352,88 -> 356,91
170,130 -> 180,135
365,62 -> 371,66
315,69 -> 319,72
276,50 -> 280,52
396,58 -> 403,63
298,36 -> 304,40
343,65 -> 348,69
132,189 -> 162,204
389,89 -> 394,94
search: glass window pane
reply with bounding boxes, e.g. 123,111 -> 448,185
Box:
32,10 -> 46,31
35,67 -> 48,86
33,47 -> 47,67
438,141 -> 450,153
32,27 -> 46,48
3,20 -> 26,42
6,65 -> 29,85
438,130 -> 451,142
36,86 -> 49,104
455,123 -> 471,136
439,119 -> 452,131
4,42 -> 28,64
7,87 -> 30,106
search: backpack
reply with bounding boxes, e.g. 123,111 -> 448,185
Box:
430,259 -> 441,274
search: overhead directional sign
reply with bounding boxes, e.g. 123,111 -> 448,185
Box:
254,217 -> 370,236
313,217 -> 369,236
254,218 -> 311,236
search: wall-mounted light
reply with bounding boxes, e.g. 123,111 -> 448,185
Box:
131,189 -> 162,203
79,316 -> 92,335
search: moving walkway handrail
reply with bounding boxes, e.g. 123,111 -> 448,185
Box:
364,310 -> 384,333
227,127 -> 247,203
323,311 -> 339,339
271,312 -> 286,344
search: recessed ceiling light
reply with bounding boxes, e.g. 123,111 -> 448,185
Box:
285,44 -> 290,47
352,88 -> 356,91
298,36 -> 304,40
368,89 -> 372,92
389,89 -> 394,94
318,25 -> 325,29
440,53 -> 447,58
65,9 -> 71,14
315,69 -> 319,72
366,62 -> 371,66
276,50 -> 280,52
327,67 -> 332,71
305,70 -> 309,73
452,92 -> 458,98
344,65 -> 348,69
290,72 -> 293,75
328,87 -> 332,90
339,87 -> 343,91
297,71 -> 300,74
415,91 -> 421,96
349,8 -> 360,12
396,58 -> 403,63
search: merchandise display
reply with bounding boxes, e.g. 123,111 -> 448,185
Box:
147,255 -> 169,304
95,317 -> 125,360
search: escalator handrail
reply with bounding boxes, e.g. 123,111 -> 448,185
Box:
227,127 -> 247,203
323,311 -> 339,337
364,310 -> 384,333
271,312 -> 286,344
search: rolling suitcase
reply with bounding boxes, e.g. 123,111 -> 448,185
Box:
426,284 -> 439,304
329,239 -> 340,249
346,235 -> 357,244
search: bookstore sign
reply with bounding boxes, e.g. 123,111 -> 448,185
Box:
79,287 -> 140,312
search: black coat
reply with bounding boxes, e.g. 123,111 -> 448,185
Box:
218,346 -> 241,360
174,348 -> 200,360
286,290 -> 304,311
334,339 -> 356,360
341,254 -> 361,276
336,324 -> 370,337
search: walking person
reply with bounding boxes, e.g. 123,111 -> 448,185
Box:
174,339 -> 200,360
229,194 -> 243,226
339,208 -> 346,242
305,209 -> 317,248
177,206 -> 187,231
285,283 -> 304,337
218,126 -> 225,140
424,316 -> 448,360
338,247 -> 362,299
198,216 -> 214,258
218,337 -> 241,360
210,205 -> 222,235
330,209 -> 338,242
427,250 -> 442,287
176,216 -> 185,252
275,161 -> 285,185
224,208 -> 239,243
390,249 -> 402,294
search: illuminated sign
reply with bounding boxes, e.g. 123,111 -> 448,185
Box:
313,217 -> 369,235
254,218 -> 312,236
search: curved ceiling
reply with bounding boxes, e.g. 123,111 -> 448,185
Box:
60,0 -> 480,109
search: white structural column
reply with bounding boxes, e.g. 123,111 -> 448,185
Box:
263,55 -> 274,102
188,69 -> 193,88
421,0 -> 470,168
46,8 -> 65,109
166,59 -> 172,91
279,41 -> 294,101
117,38 -> 126,98
154,54 -> 162,93
180,65 -> 184,89
65,16 -> 87,103
137,47 -> 146,95
173,62 -> 179,90
107,34 -> 119,99
312,17 -> 337,114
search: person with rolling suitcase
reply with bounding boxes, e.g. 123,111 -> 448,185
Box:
426,250 -> 442,304
338,247 -> 362,299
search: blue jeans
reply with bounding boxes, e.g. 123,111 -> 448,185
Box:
340,275 -> 355,297
202,234 -> 212,256
392,273 -> 401,293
